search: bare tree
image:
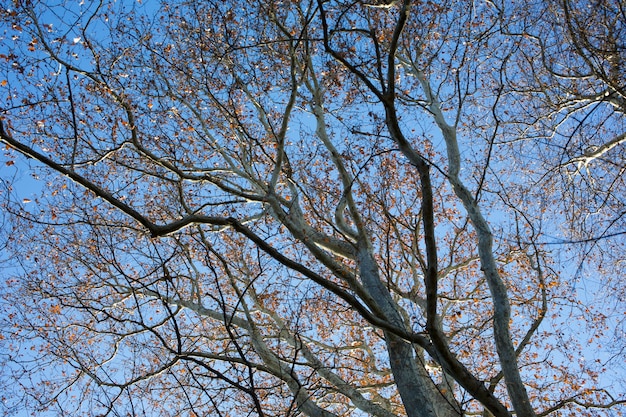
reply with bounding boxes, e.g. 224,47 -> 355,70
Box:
0,1 -> 624,416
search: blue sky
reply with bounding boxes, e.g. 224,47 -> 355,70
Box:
1,0 -> 625,415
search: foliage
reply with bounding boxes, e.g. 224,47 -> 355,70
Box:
0,0 -> 625,416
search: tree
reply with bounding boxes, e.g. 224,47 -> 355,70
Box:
0,0 -> 624,416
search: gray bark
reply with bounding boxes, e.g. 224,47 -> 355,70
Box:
357,244 -> 462,417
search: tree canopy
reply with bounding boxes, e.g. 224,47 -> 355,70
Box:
0,0 -> 625,416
